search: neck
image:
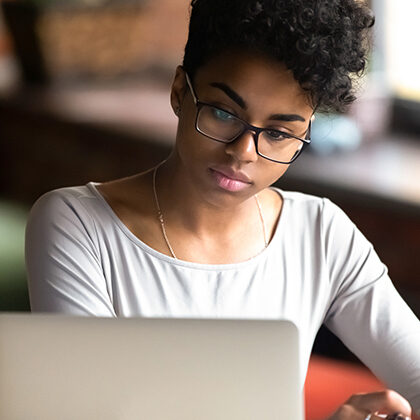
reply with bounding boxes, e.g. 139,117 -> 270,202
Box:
153,155 -> 262,238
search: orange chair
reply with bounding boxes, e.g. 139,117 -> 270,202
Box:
305,356 -> 418,420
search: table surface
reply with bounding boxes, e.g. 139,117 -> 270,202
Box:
285,134 -> 420,211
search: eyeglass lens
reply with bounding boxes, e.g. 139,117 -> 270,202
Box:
197,104 -> 304,163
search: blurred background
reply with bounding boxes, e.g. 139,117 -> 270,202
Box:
0,0 -> 419,358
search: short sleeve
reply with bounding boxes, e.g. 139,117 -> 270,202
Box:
322,200 -> 420,413
25,189 -> 116,316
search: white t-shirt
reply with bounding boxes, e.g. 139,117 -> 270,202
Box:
25,182 -> 420,412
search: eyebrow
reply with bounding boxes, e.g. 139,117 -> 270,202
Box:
269,113 -> 305,122
209,81 -> 306,122
210,82 -> 247,109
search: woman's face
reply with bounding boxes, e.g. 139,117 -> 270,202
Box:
170,50 -> 314,206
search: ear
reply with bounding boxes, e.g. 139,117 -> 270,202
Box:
170,65 -> 187,118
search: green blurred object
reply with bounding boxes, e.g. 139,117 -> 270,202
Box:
0,201 -> 29,311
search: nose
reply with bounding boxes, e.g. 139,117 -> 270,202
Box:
224,130 -> 259,163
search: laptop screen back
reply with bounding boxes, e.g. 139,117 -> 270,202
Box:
0,314 -> 303,420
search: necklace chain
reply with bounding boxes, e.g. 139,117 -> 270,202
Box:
152,162 -> 268,260
255,193 -> 268,248
152,162 -> 178,259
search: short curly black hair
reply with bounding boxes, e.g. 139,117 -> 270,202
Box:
183,0 -> 374,113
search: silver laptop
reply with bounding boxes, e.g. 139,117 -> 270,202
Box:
0,314 -> 303,420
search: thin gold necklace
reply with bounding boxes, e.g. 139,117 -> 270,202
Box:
152,162 -> 268,260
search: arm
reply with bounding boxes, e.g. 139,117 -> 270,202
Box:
321,200 -> 420,416
25,189 -> 116,316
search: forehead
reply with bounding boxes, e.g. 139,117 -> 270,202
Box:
193,50 -> 313,116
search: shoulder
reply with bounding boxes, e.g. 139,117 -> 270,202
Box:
26,183 -> 107,246
274,189 -> 384,289
29,183 -> 101,222
272,187 -> 346,224
280,189 -> 325,208
279,189 -> 378,267
271,187 -> 364,255
260,187 -> 334,238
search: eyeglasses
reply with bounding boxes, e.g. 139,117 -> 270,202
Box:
185,72 -> 311,164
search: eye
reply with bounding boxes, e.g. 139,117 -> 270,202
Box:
211,107 -> 235,122
263,129 -> 291,141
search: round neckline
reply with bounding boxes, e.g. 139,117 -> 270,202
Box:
86,181 -> 287,271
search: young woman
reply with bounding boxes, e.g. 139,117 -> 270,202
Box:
26,0 -> 420,419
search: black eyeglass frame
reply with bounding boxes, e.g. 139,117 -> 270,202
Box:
184,71 -> 312,164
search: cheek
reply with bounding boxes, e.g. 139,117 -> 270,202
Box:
176,106 -> 229,161
175,118 -> 220,165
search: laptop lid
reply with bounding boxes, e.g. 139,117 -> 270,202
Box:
0,314 -> 303,420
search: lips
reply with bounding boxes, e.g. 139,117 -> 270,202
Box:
209,167 -> 252,192
210,166 -> 252,183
